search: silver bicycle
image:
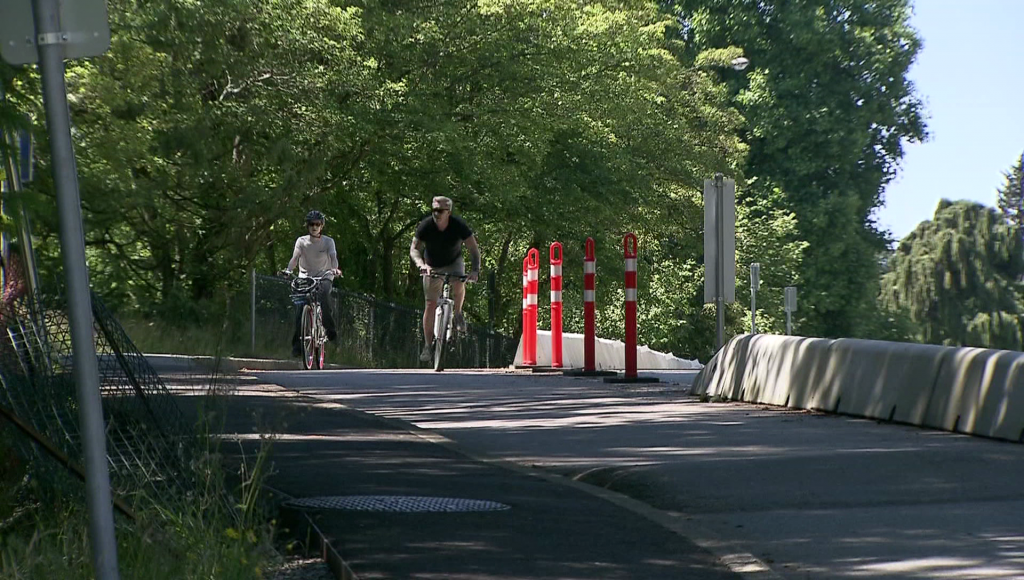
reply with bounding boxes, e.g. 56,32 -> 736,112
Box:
427,271 -> 469,372
288,274 -> 332,370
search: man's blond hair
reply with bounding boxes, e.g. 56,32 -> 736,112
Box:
432,196 -> 453,211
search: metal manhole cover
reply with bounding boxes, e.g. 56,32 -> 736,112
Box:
282,495 -> 511,513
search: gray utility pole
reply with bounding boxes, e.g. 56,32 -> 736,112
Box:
2,0 -> 119,576
704,173 -> 736,351
784,286 -> 798,335
750,263 -> 760,334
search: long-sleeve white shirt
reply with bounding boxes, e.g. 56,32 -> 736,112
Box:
287,235 -> 339,280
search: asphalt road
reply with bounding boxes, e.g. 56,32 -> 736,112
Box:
252,368 -> 1024,580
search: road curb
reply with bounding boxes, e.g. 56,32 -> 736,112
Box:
264,484 -> 361,580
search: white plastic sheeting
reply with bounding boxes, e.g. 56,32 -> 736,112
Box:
513,330 -> 703,370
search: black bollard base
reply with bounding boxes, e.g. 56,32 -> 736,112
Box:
563,368 -> 617,377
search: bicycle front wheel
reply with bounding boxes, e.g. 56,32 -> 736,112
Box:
433,303 -> 451,372
301,304 -> 316,370
315,305 -> 326,370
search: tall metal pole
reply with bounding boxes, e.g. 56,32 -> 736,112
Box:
750,266 -> 757,335
250,268 -> 256,353
715,173 -> 725,351
31,0 -> 120,576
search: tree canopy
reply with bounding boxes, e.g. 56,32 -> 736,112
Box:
662,0 -> 928,338
1,0 -> 933,361
880,199 -> 1024,350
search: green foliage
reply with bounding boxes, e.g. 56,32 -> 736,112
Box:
664,0 -> 928,339
13,0 -> 762,353
4,0 -> 930,358
880,200 -> 1024,350
0,412 -> 280,580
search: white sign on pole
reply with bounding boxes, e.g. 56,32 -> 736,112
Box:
784,286 -> 797,312
750,263 -> 760,291
0,0 -> 111,65
703,177 -> 736,303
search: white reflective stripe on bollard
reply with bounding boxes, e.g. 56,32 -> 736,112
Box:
551,290 -> 562,303
624,258 -> 637,272
528,269 -> 539,281
527,294 -> 538,305
551,265 -> 562,277
584,289 -> 595,302
584,261 -> 596,274
625,288 -> 637,302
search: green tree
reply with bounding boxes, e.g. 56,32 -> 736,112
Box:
47,0 -> 754,342
14,0 -> 827,365
880,200 -> 1024,349
52,0 -> 373,313
997,152 -> 1024,236
662,0 -> 928,339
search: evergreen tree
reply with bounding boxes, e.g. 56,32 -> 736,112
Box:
880,200 -> 1024,349
997,152 -> 1024,236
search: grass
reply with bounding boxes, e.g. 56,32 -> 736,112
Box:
118,317 -> 290,361
0,387 -> 290,579
118,315 -> 389,368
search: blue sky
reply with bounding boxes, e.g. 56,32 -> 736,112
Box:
875,0 -> 1024,241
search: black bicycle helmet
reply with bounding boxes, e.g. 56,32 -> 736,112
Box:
305,210 -> 326,225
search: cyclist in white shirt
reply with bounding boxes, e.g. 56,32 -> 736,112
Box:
280,210 -> 342,357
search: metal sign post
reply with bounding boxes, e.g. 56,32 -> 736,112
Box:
704,174 -> 736,351
3,0 -> 119,577
750,263 -> 760,334
250,269 -> 257,353
784,286 -> 797,336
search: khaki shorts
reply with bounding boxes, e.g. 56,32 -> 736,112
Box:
423,258 -> 465,301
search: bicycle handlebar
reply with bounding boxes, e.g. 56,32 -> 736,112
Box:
279,270 -> 338,279
425,271 -> 472,283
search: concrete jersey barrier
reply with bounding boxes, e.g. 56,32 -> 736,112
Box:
514,330 -> 702,370
693,334 -> 1024,443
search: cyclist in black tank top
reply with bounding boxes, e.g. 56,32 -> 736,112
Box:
409,196 -> 482,362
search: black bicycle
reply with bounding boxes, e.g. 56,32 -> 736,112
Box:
287,274 -> 332,370
427,271 -> 470,372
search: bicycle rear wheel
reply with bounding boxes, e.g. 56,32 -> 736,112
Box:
301,304 -> 315,370
433,303 -> 451,372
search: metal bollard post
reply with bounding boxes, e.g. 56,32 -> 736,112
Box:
549,242 -> 564,368
521,255 -> 534,366
526,248 -> 539,365
583,238 -> 596,371
623,233 -> 638,378
604,233 -> 659,384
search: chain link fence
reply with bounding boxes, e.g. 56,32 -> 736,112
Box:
0,290 -> 205,513
253,273 -> 518,368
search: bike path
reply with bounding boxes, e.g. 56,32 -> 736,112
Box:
168,372 -> 760,580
